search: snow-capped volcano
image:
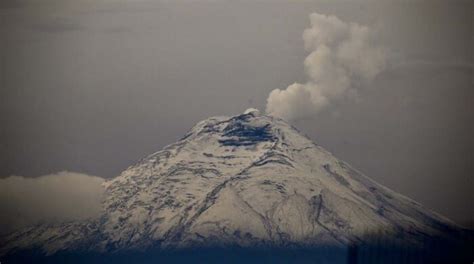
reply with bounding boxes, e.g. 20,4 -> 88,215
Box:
1,110 -> 469,262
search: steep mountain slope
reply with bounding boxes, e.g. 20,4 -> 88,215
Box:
0,109 -> 467,261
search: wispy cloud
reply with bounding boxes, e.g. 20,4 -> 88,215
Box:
0,171 -> 104,235
30,18 -> 85,34
393,59 -> 474,71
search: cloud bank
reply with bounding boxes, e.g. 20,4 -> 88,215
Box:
266,12 -> 388,121
0,171 -> 104,235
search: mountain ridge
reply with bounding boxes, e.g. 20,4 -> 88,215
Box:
1,109 -> 469,262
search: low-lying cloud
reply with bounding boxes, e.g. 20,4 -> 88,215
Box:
266,12 -> 388,121
0,171 -> 104,235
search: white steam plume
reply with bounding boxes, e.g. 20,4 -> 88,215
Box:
0,171 -> 104,235
266,12 -> 388,120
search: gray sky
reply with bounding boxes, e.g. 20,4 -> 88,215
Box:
0,0 -> 472,228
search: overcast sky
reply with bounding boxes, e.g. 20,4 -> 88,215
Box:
0,0 -> 472,228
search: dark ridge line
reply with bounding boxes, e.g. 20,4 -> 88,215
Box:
313,193 -> 347,246
172,141 -> 283,243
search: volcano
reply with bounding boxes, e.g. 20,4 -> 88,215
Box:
1,109 -> 471,263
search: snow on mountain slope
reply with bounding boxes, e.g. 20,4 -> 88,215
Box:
0,109 -> 462,256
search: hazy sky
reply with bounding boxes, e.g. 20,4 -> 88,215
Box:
0,0 -> 472,228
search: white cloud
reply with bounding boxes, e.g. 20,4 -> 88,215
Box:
0,171 -> 104,235
266,12 -> 388,121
